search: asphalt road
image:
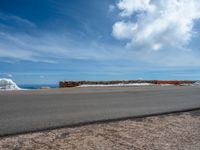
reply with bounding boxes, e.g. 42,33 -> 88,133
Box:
0,86 -> 200,136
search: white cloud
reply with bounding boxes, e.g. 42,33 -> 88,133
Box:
113,0 -> 200,51
112,21 -> 138,39
117,0 -> 155,17
1,7 -> 200,68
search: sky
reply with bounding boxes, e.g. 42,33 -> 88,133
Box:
0,0 -> 200,85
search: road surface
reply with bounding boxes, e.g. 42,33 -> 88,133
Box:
0,86 -> 200,136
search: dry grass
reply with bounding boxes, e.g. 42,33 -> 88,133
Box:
0,112 -> 200,150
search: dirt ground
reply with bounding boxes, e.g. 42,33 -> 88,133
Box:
0,111 -> 200,150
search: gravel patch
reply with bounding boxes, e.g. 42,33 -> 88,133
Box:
0,111 -> 200,150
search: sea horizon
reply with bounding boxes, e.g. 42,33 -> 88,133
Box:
18,84 -> 59,89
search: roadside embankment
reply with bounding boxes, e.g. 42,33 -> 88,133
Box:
59,80 -> 195,88
1,110 -> 200,150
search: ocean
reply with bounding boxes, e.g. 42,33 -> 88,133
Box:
18,84 -> 59,89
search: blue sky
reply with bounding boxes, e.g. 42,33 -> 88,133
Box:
0,0 -> 200,84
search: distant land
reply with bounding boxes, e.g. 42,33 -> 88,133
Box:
1,78 -> 198,90
59,80 -> 196,88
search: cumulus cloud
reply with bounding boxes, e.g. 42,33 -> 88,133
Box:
113,0 -> 200,51
117,0 -> 155,17
112,21 -> 138,39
